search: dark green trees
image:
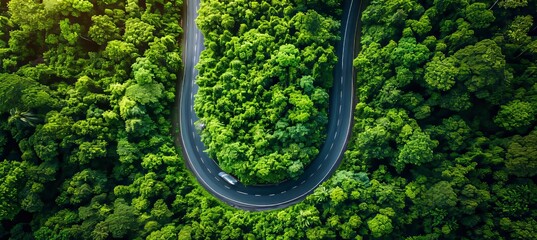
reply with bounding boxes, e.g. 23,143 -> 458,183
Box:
506,129 -> 537,177
345,0 -> 537,238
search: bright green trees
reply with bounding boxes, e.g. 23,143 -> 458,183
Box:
424,53 -> 457,91
88,15 -> 121,45
8,0 -> 53,31
95,199 -> 139,239
0,161 -> 26,220
426,39 -> 507,101
0,158 -> 58,222
367,214 -> 393,238
395,129 -> 437,172
495,100 -> 536,131
498,0 -> 529,9
195,0 -> 340,184
0,74 -> 55,114
124,18 -> 155,46
453,39 -> 506,101
56,169 -> 108,206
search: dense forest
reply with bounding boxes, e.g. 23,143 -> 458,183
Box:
0,0 -> 186,238
0,0 -> 536,239
194,0 -> 341,184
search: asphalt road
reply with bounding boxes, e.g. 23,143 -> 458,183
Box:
178,0 -> 361,211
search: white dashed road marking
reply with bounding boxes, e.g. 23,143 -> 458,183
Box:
180,0 -> 358,209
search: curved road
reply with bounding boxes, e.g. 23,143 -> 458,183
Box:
178,0 -> 360,211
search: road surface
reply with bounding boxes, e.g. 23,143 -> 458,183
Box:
177,0 -> 361,211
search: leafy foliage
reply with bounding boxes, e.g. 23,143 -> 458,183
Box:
1,0 -> 185,238
1,0 -> 537,239
194,0 -> 340,184
345,0 -> 537,238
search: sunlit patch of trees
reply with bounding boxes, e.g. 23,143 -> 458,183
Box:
194,0 -> 342,184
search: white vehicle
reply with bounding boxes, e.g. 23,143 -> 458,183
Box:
218,172 -> 238,185
194,122 -> 206,133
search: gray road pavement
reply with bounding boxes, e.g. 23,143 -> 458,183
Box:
178,0 -> 361,210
